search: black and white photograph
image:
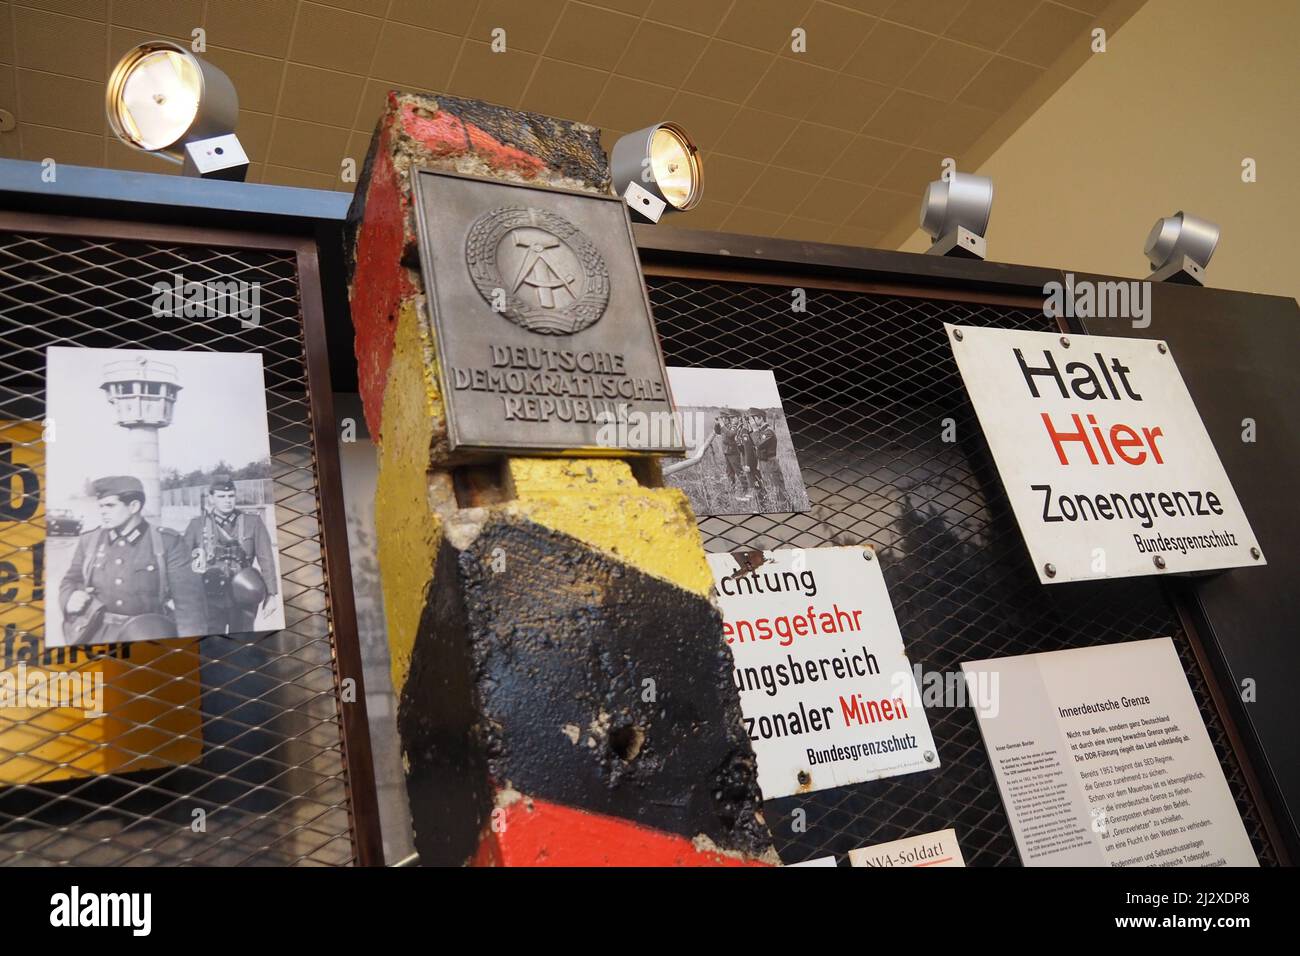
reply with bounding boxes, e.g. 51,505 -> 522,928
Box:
663,367 -> 810,517
44,347 -> 285,647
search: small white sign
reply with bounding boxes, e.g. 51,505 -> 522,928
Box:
947,325 -> 1263,583
963,638 -> 1257,867
708,546 -> 939,799
847,828 -> 966,867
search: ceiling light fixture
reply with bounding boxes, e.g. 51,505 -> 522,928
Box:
611,123 -> 703,224
107,40 -> 247,181
1144,211 -> 1219,285
919,172 -> 994,259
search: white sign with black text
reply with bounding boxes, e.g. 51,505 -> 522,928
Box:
963,637 -> 1257,867
946,325 -> 1262,583
708,546 -> 938,800
847,828 -> 966,867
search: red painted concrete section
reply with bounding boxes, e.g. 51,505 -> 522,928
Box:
473,796 -> 772,868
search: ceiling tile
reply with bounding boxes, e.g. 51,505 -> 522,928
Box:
700,153 -> 764,204
1002,2 -> 1093,68
290,2 -> 383,74
520,58 -> 607,122
354,78 -> 395,131
205,0 -> 296,59
0,7 -> 14,64
843,20 -> 935,85
312,0 -> 388,15
881,0 -> 966,35
645,0 -> 732,35
597,124 -> 624,158
0,64 -> 14,108
19,122 -> 102,165
13,6 -> 105,81
389,0 -> 475,36
371,21 -> 461,90
714,109 -> 799,165
900,38 -> 992,101
956,55 -> 1041,111
664,92 -> 736,152
618,22 -> 709,84
751,57 -> 836,120
204,47 -> 286,114
944,0 -> 1038,51
864,90 -> 947,145
721,204 -> 789,235
912,100 -> 997,156
742,165 -> 821,213
677,199 -> 733,231
803,73 -> 890,130
19,0 -> 106,21
543,3 -> 638,71
845,186 -> 915,230
111,0 -> 202,36
825,134 -> 906,185
470,0 -> 567,54
267,116 -> 351,172
588,75 -> 674,133
447,42 -> 537,110
717,0 -> 814,52
16,68 -> 103,134
877,146 -> 946,194
776,216 -> 837,241
772,122 -> 854,173
780,1 -> 877,70
835,0 -> 893,14
280,63 -> 364,127
263,162 -> 337,189
831,222 -> 887,246
794,177 -> 871,221
589,0 -> 652,14
235,109 -> 274,161
681,41 -> 771,104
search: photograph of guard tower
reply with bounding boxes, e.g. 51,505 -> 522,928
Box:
44,347 -> 283,647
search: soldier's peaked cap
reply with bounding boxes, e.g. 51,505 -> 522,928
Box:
210,474 -> 236,492
92,475 -> 144,499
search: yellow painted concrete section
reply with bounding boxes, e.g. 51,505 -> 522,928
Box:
375,297 -> 444,694
506,458 -> 713,599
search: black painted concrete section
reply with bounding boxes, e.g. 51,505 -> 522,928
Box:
398,513 -> 773,864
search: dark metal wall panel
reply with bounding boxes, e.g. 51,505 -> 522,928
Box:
1076,279 -> 1300,859
648,275 -> 1280,866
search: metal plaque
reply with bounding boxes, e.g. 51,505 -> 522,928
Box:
412,168 -> 684,456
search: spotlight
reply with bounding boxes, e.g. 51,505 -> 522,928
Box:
611,122 -> 703,223
107,40 -> 247,181
919,172 -> 993,259
1144,211 -> 1219,285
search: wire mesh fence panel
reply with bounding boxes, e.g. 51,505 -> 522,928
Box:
648,275 -> 1278,867
0,226 -> 354,866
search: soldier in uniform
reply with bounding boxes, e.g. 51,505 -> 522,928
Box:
183,475 -> 279,635
735,416 -> 761,505
748,408 -> 789,508
59,475 -> 207,645
717,414 -> 746,495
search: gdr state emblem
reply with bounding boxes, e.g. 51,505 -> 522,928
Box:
465,206 -> 611,335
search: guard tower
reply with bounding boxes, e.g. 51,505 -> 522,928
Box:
100,357 -> 181,523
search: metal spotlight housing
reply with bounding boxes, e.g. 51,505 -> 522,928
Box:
920,172 -> 993,259
611,122 -> 703,223
1144,211 -> 1219,285
107,40 -> 247,180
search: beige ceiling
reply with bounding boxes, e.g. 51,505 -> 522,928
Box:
0,0 -> 1137,245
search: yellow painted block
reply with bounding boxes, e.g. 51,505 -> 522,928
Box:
375,300 -> 444,694
507,458 -> 713,599
0,421 -> 202,786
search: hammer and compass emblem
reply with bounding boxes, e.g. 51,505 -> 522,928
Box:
466,205 -> 610,335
